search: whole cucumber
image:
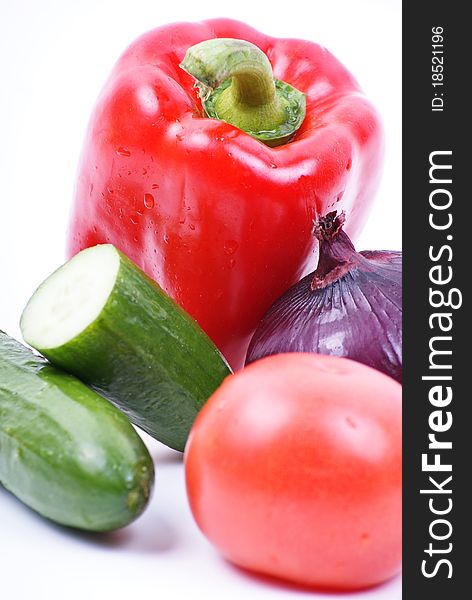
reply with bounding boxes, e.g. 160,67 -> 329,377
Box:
0,331 -> 154,531
21,244 -> 232,451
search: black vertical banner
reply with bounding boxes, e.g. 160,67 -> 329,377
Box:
403,3 -> 468,599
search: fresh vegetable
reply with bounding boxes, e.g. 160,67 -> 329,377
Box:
0,331 -> 153,531
246,211 -> 402,382
67,18 -> 384,370
20,244 -> 231,452
185,353 -> 402,590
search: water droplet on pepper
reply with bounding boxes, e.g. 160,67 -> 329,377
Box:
144,193 -> 155,209
116,147 -> 131,157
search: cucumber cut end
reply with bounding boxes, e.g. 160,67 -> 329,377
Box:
21,245 -> 120,350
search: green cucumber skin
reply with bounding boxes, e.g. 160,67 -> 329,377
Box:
0,332 -> 154,531
26,248 -> 232,452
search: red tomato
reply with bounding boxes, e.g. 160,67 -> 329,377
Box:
185,353 -> 402,590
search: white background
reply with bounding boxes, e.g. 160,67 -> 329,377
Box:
0,1 -> 402,599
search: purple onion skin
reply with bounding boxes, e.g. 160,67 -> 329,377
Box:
246,214 -> 402,382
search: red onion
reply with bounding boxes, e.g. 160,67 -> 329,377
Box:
246,212 -> 402,382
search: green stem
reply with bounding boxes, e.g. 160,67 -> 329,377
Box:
180,38 -> 306,147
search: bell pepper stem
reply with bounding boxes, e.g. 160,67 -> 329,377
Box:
180,38 -> 306,147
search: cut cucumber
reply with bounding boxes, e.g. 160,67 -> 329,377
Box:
21,244 -> 231,451
0,331 -> 154,531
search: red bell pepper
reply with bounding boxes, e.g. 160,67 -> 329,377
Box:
67,19 -> 383,370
